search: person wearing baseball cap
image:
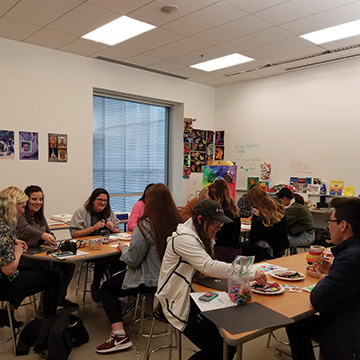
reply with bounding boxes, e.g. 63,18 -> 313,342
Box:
155,199 -> 266,360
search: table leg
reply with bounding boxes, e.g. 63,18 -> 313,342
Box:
236,344 -> 243,360
223,338 -> 229,360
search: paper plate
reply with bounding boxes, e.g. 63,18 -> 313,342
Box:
305,266 -> 321,278
270,270 -> 305,281
250,281 -> 285,295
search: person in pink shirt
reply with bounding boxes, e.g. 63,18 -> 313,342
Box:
127,184 -> 154,231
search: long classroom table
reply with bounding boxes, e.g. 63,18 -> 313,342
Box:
194,252 -> 320,360
22,235 -> 132,263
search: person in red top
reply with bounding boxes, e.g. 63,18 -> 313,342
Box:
127,184 -> 154,232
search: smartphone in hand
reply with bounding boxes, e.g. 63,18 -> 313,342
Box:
199,292 -> 219,302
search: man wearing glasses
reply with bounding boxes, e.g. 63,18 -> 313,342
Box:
286,197 -> 360,360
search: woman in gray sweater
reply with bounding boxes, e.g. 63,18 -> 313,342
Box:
96,183 -> 182,354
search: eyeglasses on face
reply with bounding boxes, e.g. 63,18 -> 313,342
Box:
326,219 -> 340,225
212,221 -> 224,228
96,198 -> 108,203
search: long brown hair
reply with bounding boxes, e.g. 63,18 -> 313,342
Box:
208,180 -> 239,218
138,183 -> 181,259
191,213 -> 215,259
247,186 -> 284,227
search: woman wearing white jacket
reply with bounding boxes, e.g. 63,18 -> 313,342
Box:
156,199 -> 266,360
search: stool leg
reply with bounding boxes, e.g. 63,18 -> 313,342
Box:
265,331 -> 272,348
144,317 -> 156,360
136,295 -> 146,354
133,293 -> 141,325
82,262 -> 89,304
76,261 -> 84,295
7,303 -> 16,355
168,325 -> 174,360
177,329 -> 182,360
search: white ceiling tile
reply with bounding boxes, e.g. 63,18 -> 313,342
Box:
219,27 -> 295,52
145,37 -> 209,60
47,3 -> 119,36
0,17 -> 40,40
280,2 -> 360,35
0,0 -> 21,16
58,37 -> 108,56
174,46 -> 232,67
255,0 -> 357,26
192,15 -> 273,45
4,0 -> 84,27
243,37 -> 320,60
117,28 -> 183,53
162,2 -> 248,37
90,45 -> 137,60
122,53 -> 162,67
127,0 -> 219,27
86,0 -> 152,15
222,0 -> 289,14
25,28 -> 77,48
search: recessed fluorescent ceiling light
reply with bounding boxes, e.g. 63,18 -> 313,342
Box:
82,16 -> 156,46
300,19 -> 360,45
190,53 -> 254,72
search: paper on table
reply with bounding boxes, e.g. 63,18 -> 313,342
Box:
51,250 -> 90,259
302,284 -> 317,292
254,262 -> 289,273
190,292 -> 237,312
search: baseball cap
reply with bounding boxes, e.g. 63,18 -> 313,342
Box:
194,199 -> 233,224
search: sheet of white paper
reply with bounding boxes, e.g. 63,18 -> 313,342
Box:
254,262 -> 289,273
51,250 -> 90,259
190,292 -> 237,312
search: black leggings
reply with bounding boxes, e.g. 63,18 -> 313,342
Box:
183,299 -> 236,360
0,268 -> 60,317
100,270 -> 156,324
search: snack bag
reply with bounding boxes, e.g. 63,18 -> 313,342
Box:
228,255 -> 254,306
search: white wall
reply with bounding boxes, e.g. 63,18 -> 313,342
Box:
0,37 -> 215,217
215,57 -> 360,196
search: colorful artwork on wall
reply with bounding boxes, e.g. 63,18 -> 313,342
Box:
49,133 -> 67,162
247,177 -> 259,190
0,130 -> 14,159
260,162 -> 271,180
202,165 -> 237,199
19,131 -> 38,160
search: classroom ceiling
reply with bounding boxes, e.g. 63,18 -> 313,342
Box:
2,0 -> 360,87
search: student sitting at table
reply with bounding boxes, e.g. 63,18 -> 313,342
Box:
16,185 -> 77,308
155,199 -> 267,360
70,188 -> 125,303
208,180 -> 241,262
286,197 -> 360,360
180,185 -> 209,222
96,183 -> 181,353
127,183 -> 154,231
277,187 -> 315,249
0,187 -> 60,327
242,186 -> 289,262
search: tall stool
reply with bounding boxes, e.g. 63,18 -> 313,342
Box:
130,293 -> 169,354
76,261 -> 94,304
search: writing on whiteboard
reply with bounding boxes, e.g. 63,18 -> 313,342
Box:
235,143 -> 260,157
290,161 -> 313,175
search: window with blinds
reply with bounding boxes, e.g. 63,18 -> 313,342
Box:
93,94 -> 170,213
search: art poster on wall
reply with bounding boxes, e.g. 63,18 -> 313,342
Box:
260,162 -> 271,180
215,131 -> 224,161
202,165 -> 237,199
329,180 -> 343,196
247,177 -> 259,190
0,130 -> 14,159
206,131 -> 215,165
49,133 -> 67,162
19,131 -> 38,160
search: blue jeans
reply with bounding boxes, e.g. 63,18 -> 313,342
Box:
288,231 -> 315,248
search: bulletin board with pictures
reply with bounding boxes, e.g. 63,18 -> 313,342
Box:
183,118 -> 225,179
49,133 -> 68,162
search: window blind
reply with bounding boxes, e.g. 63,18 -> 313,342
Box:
93,95 -> 169,213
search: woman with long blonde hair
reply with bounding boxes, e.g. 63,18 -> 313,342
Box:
208,180 -> 241,262
0,187 -> 60,327
243,186 -> 288,261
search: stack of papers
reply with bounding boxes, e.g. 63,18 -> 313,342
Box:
51,214 -> 73,224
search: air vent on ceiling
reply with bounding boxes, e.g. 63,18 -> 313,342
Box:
224,43 -> 360,77
96,56 -> 188,80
